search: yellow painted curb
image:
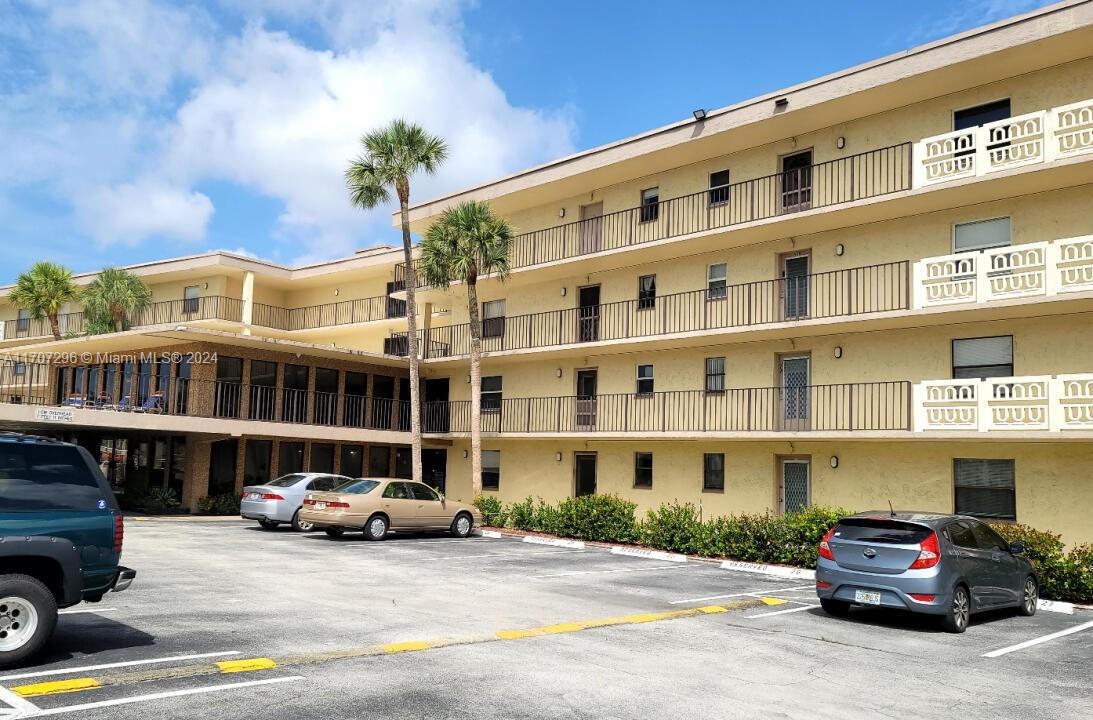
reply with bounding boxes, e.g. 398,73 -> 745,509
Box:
216,658 -> 278,673
12,678 -> 101,698
383,641 -> 431,654
760,597 -> 787,606
496,605 -> 731,641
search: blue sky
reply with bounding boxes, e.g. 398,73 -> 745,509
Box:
0,0 -> 1051,283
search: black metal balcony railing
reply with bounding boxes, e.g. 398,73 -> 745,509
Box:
396,143 -> 913,288
421,382 -> 911,434
389,261 -> 909,359
2,312 -> 87,340
131,296 -> 244,326
252,295 -> 406,332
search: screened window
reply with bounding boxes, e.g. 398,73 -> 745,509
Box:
638,275 -> 656,310
482,450 -> 500,490
705,357 -> 725,393
636,364 -> 654,395
709,169 -> 730,205
482,376 -> 502,413
952,336 -> 1013,379
954,458 -> 1016,520
640,187 -> 659,222
954,217 -> 1011,253
482,299 -> 506,339
634,452 -> 653,488
703,453 -> 725,491
707,263 -> 727,300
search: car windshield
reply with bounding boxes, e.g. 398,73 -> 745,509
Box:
335,479 -> 380,495
266,474 -> 310,487
835,518 -> 933,545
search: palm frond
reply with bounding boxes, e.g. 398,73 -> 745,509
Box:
8,261 -> 77,319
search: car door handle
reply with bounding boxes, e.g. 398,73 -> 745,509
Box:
955,550 -> 974,558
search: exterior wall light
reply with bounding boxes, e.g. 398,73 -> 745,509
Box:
559,208 -> 566,218
835,244 -> 844,256
555,368 -> 563,378
774,97 -> 789,111
463,449 -> 468,459
334,289 -> 340,296
203,282 -> 209,289
560,287 -> 567,297
555,452 -> 563,462
836,136 -> 846,149
830,456 -> 839,469
693,108 -> 707,121
833,346 -> 843,359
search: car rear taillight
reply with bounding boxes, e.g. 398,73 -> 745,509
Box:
259,493 -> 284,501
328,501 -> 350,508
909,594 -> 936,602
303,498 -> 316,506
113,514 -> 124,554
816,581 -> 832,589
908,531 -> 941,570
818,526 -> 836,561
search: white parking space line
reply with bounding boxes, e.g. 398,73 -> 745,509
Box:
669,585 -> 815,605
419,549 -> 587,561
0,686 -> 40,715
981,620 -> 1093,658
528,565 -> 690,579
744,605 -> 818,619
57,608 -> 117,616
0,652 -> 242,682
25,675 -> 305,716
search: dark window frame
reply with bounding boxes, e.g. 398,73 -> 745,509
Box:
705,357 -> 726,394
703,453 -> 725,492
481,375 -> 503,413
482,449 -> 500,491
637,274 -> 657,310
634,452 -> 653,488
951,335 -> 1014,380
708,169 -> 730,205
640,187 -> 660,223
953,458 -> 1016,521
636,364 -> 654,395
707,263 -> 727,300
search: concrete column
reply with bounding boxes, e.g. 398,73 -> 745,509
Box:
241,270 -> 255,335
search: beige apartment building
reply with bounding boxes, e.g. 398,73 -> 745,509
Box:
2,2 -> 1093,542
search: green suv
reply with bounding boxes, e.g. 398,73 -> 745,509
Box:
0,433 -> 136,668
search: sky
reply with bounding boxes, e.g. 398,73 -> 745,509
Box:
0,0 -> 1054,283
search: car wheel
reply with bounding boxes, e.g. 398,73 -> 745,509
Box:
258,519 -> 278,530
1018,576 -> 1038,617
942,585 -> 970,633
364,515 -> 388,541
291,510 -> 313,533
819,598 -> 851,617
450,512 -> 473,538
0,574 -> 58,669
324,528 -> 344,538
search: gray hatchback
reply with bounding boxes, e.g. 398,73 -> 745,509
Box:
815,512 -> 1038,633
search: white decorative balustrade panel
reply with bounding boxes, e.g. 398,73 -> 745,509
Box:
984,376 -> 1050,431
982,112 -> 1045,173
1055,374 -> 1093,430
1056,236 -> 1093,294
914,380 -> 979,431
1052,99 -> 1093,160
915,374 -> 1093,432
913,252 -> 978,307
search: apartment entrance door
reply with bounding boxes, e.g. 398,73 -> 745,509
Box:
580,202 -> 603,254
780,355 -> 810,431
575,369 -> 598,430
780,150 -> 812,212
574,452 -> 597,497
781,253 -> 810,320
578,285 -> 601,342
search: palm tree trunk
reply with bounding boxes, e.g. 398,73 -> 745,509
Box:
399,195 -> 424,485
113,307 -> 124,333
48,313 -> 60,341
466,278 -> 483,497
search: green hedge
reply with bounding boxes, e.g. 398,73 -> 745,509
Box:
473,495 -> 1093,603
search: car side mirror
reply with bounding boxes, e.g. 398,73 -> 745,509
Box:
1009,541 -> 1025,555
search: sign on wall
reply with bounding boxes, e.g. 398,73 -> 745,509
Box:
34,407 -> 74,423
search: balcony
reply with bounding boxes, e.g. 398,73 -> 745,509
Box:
395,143 -> 912,288
421,381 -> 910,436
389,261 -> 910,359
914,374 -> 1093,433
252,294 -> 406,332
913,236 -> 1093,308
913,99 -> 1093,187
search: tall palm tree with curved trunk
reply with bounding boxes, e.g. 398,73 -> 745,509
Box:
346,119 -> 447,485
420,200 -> 513,496
82,267 -> 153,334
9,261 -> 77,340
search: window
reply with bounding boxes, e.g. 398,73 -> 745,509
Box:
183,285 -> 200,314
945,521 -> 977,548
368,445 -> 390,477
409,483 -> 441,501
14,362 -> 26,377
278,442 -> 305,476
709,169 -> 730,205
640,187 -> 659,222
954,217 -> 1011,253
482,376 -> 502,412
634,452 -> 653,488
707,263 -> 727,300
244,440 -> 272,487
208,439 -> 238,496
482,450 -> 500,490
952,336 -> 1013,379
308,476 -> 340,492
954,458 -> 1016,520
310,443 -> 335,474
0,443 -> 106,512
638,275 -> 656,310
16,309 -> 30,333
340,444 -> 364,478
482,299 -> 506,339
382,482 -> 413,499
969,520 -> 1010,551
705,357 -> 725,393
954,99 -> 1011,131
636,364 -> 654,395
395,447 -> 412,479
703,453 -> 725,492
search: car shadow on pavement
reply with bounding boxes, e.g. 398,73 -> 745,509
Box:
36,615 -> 156,664
815,605 -> 1022,633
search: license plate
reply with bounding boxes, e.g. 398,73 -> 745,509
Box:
315,502 -> 327,510
854,590 -> 881,605
246,493 -> 260,500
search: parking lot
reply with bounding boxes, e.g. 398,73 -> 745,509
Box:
1,517 -> 1090,719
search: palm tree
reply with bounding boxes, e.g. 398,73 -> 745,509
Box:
8,261 -> 78,340
346,119 -> 447,485
420,200 -> 513,496
82,267 -> 153,333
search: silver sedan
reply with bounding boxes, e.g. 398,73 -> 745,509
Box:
240,473 -> 351,531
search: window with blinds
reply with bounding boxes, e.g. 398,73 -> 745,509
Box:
954,458 -> 1015,520
954,217 -> 1011,253
952,336 -> 1013,379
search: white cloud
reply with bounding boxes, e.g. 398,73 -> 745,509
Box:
75,181 -> 214,246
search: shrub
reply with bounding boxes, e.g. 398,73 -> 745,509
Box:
137,487 -> 182,514
507,497 -> 537,530
549,495 -> 638,543
198,493 -> 240,515
473,495 -> 506,527
1051,544 -> 1093,604
640,502 -> 703,554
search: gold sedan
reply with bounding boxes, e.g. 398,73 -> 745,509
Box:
299,478 -> 480,540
